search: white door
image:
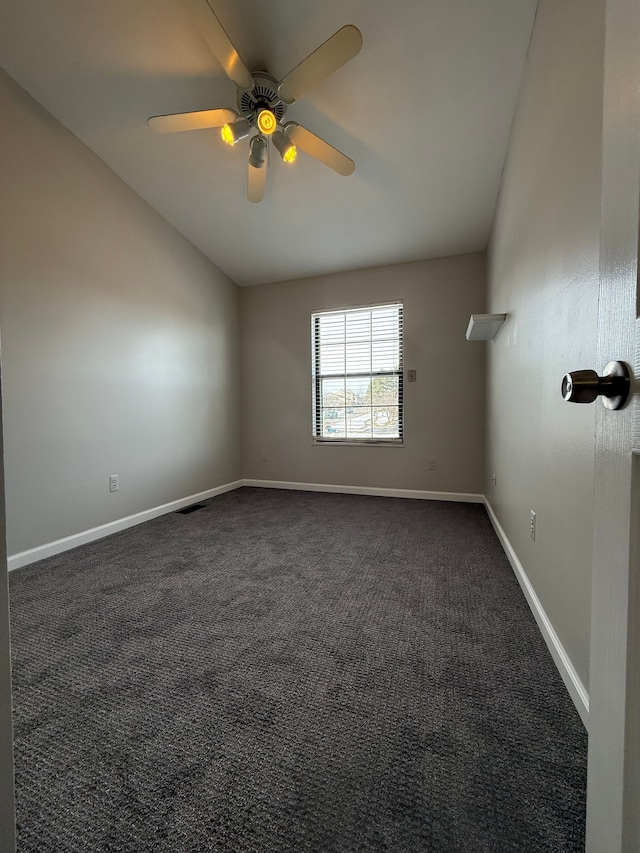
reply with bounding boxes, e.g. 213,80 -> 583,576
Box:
585,0 -> 640,849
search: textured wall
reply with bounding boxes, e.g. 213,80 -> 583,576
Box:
240,253 -> 487,494
0,70 -> 241,556
486,0 -> 604,690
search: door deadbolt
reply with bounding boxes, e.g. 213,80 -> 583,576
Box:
561,360 -> 631,410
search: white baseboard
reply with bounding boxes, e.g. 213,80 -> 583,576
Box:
484,498 -> 589,729
7,480 -> 243,571
242,479 -> 485,503
6,480 -> 484,571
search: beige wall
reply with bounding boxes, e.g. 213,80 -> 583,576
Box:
240,253 -> 486,494
486,0 -> 604,690
0,70 -> 241,557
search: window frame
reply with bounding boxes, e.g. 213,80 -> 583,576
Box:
311,300 -> 404,446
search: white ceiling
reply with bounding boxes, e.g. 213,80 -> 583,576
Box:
0,0 -> 538,286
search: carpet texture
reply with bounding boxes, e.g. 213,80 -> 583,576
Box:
9,488 -> 587,852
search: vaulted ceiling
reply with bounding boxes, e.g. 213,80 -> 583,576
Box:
0,0 -> 538,285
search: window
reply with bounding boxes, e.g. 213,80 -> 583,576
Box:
312,302 -> 403,443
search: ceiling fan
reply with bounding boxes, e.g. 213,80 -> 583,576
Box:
148,0 -> 362,203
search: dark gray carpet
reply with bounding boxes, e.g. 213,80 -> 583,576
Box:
9,488 -> 587,852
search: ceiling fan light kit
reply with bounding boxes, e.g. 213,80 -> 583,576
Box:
256,109 -> 277,136
248,135 -> 267,169
148,0 -> 362,202
272,130 -> 297,164
221,118 -> 250,146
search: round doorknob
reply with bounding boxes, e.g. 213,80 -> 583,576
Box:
561,360 -> 631,410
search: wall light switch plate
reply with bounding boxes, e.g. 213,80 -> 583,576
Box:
407,369 -> 416,382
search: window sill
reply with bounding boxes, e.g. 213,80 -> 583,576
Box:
313,439 -> 404,447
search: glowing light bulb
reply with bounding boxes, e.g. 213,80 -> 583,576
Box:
257,110 -> 276,135
221,120 -> 251,147
283,144 -> 297,164
272,130 -> 297,164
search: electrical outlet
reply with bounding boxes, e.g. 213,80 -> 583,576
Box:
109,474 -> 119,493
428,457 -> 437,471
407,369 -> 417,382
530,510 -> 536,541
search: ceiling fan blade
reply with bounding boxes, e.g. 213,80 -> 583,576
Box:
148,108 -> 238,133
278,25 -> 363,105
285,123 -> 355,176
248,162 -> 266,203
181,0 -> 253,90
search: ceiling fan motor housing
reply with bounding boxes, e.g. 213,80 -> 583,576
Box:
238,72 -> 286,128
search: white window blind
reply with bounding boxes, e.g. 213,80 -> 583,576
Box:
312,302 -> 403,443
